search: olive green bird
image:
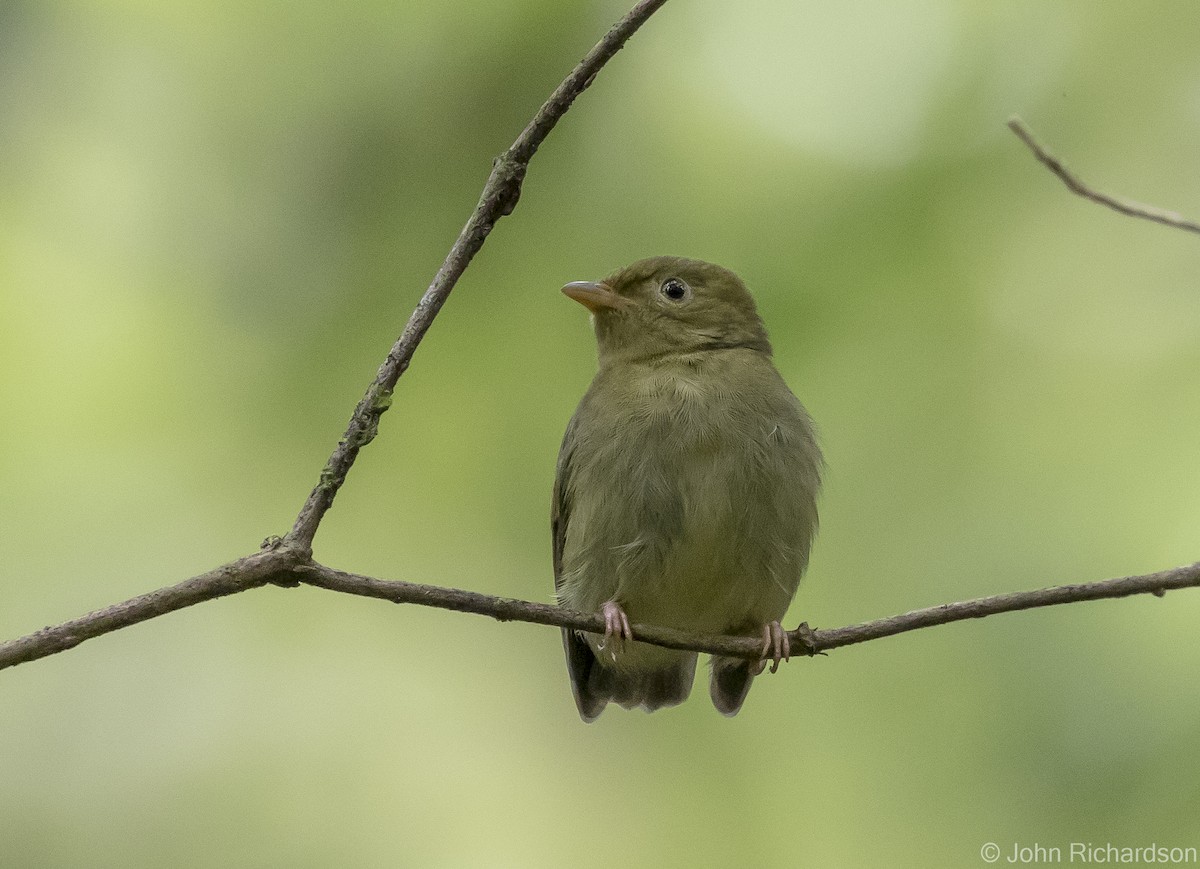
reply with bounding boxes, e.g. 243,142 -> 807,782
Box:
553,256 -> 822,721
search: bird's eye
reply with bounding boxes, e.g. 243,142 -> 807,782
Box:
660,278 -> 689,302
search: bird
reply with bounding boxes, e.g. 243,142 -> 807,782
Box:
552,256 -> 822,721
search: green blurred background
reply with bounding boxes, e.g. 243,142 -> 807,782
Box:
3,0 -> 1199,865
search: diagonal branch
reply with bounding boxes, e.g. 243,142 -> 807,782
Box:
1008,116 -> 1200,235
286,0 -> 672,551
4,559 -> 1198,672
0,547 -> 299,671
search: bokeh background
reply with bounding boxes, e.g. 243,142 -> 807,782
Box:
3,0 -> 1199,866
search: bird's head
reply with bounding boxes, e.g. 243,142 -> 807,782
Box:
562,256 -> 772,363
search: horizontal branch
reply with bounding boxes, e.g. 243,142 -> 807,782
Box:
296,559 -> 1200,659
0,547 -> 298,671
1008,116 -> 1200,235
4,557 -> 1197,673
810,560 -> 1200,651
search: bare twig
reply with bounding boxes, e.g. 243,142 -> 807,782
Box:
1008,116 -> 1200,235
0,0 -> 671,675
286,0 -> 672,551
298,561 -> 1200,657
5,559 -> 1198,672
0,547 -> 299,671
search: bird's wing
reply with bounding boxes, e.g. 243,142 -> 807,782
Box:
550,413 -> 576,596
552,411 -> 610,721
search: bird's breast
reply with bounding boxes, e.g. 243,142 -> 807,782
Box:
560,353 -> 820,634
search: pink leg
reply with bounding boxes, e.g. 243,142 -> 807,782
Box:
758,621 -> 791,674
599,600 -> 633,658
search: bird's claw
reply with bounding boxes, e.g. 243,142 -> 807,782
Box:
599,601 -> 633,659
752,621 -> 790,675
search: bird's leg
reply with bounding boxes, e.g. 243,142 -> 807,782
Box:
753,621 -> 790,675
598,600 -> 633,658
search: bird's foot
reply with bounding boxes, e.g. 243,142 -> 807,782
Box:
751,621 -> 790,675
597,600 -> 633,659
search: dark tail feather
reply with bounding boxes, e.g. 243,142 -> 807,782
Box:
636,656 -> 697,711
562,629 -> 696,722
562,628 -> 608,722
709,656 -> 757,716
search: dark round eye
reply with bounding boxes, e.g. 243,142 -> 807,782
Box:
660,278 -> 689,302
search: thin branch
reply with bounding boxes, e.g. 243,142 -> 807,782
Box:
0,547 -> 298,671
811,560 -> 1200,651
297,561 -> 1200,658
286,0 -> 672,551
0,0 -> 671,675
6,559 -> 1196,673
1008,116 -> 1200,235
